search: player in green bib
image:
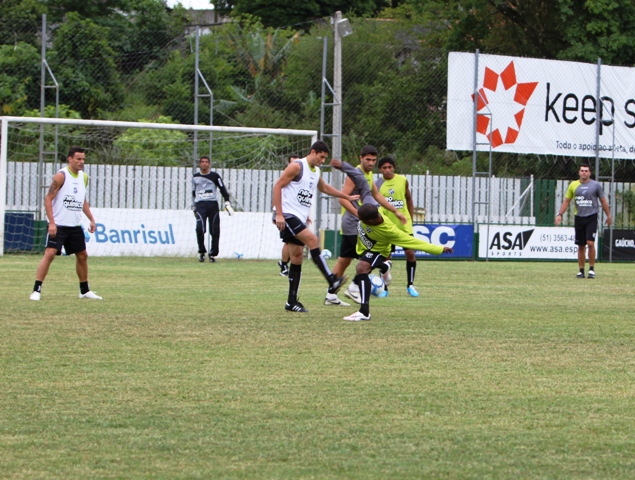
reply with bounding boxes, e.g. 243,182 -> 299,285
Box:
375,156 -> 419,297
341,203 -> 453,321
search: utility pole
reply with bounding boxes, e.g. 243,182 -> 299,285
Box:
331,11 -> 343,190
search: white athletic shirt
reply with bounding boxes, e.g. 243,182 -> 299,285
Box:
281,158 -> 320,223
51,167 -> 87,226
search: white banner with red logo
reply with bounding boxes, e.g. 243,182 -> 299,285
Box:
478,225 -> 598,260
447,52 -> 635,159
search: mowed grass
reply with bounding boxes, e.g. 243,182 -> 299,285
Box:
1,255 -> 635,479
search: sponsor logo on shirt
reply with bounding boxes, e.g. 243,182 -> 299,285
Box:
357,223 -> 375,249
62,195 -> 83,211
384,195 -> 404,209
575,194 -> 593,207
297,189 -> 313,207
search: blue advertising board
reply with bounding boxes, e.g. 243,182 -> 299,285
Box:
391,224 -> 474,259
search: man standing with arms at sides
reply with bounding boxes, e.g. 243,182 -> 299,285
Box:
375,156 -> 419,297
192,156 -> 233,263
325,146 -> 406,306
273,140 -> 359,313
342,203 -> 453,322
277,153 -> 301,276
555,163 -> 612,278
30,147 -> 101,301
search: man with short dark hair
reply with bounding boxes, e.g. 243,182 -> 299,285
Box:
272,141 -> 359,313
376,156 -> 419,297
192,156 -> 233,263
277,153 -> 301,276
30,147 -> 101,301
326,145 -> 405,306
555,163 -> 612,278
341,203 -> 453,321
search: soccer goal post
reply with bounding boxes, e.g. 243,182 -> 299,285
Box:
0,116 -> 318,258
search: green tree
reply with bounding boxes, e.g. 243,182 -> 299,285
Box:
49,12 -> 124,117
399,0 -> 635,66
0,42 -> 40,115
214,0 -> 398,28
0,0 -> 46,45
112,115 -> 191,166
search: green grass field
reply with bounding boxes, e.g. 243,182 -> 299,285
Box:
2,255 -> 635,478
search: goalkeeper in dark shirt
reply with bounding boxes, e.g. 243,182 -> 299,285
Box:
192,156 -> 233,262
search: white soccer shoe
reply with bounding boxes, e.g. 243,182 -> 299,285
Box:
344,285 -> 361,304
79,291 -> 103,300
382,260 -> 393,286
407,285 -> 420,297
30,291 -> 41,301
324,293 -> 351,306
343,311 -> 371,322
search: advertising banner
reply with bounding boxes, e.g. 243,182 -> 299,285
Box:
83,208 -> 281,258
392,224 -> 473,259
447,52 -> 635,159
478,225 -> 597,260
602,229 -> 635,260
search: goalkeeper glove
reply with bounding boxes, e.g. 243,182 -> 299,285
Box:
225,204 -> 235,216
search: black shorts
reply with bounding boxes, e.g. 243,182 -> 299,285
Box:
358,250 -> 387,270
45,225 -> 86,256
574,214 -> 598,246
280,214 -> 307,247
338,234 -> 359,259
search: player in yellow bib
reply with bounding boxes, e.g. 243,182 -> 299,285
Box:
375,156 -> 419,297
325,145 -> 405,306
343,203 -> 453,321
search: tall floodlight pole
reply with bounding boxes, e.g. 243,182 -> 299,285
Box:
594,58 -> 602,181
193,26 -> 201,173
332,12 -> 342,160
332,11 -> 343,191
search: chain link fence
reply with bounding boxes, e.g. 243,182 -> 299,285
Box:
2,14 -> 635,228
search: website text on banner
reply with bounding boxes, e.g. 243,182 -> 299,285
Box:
391,224 -> 473,259
447,52 -> 635,159
478,225 -> 596,260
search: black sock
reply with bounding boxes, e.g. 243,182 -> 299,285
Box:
580,267 -> 585,274
407,261 -> 416,286
33,280 -> 42,293
288,263 -> 302,304
80,281 -> 90,294
310,248 -> 332,281
589,266 -> 594,271
356,274 -> 371,316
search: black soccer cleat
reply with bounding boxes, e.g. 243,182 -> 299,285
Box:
328,275 -> 349,294
209,255 -> 216,263
285,301 -> 308,313
278,260 -> 289,276
198,254 -> 205,263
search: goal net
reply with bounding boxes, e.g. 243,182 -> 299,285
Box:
0,116 -> 317,258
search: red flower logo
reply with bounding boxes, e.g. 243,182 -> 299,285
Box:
472,61 -> 538,148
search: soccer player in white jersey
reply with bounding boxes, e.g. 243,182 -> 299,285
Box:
272,140 -> 360,313
276,153 -> 301,276
30,147 -> 102,301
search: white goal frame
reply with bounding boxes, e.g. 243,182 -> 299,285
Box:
0,116 -> 318,256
